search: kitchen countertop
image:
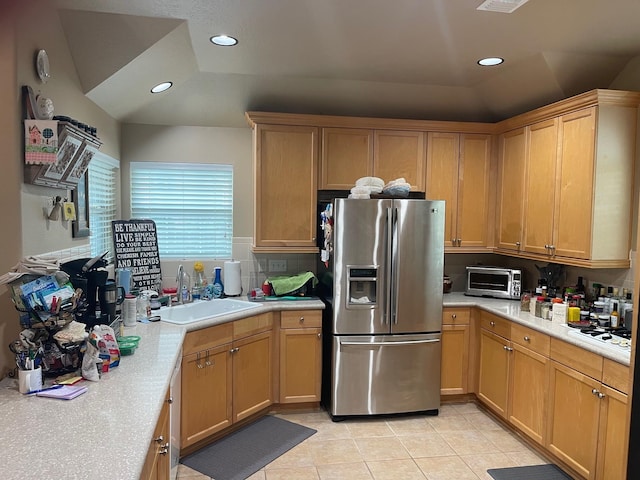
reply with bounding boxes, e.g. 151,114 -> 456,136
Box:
443,292 -> 632,366
0,298 -> 324,480
2,295 -> 628,479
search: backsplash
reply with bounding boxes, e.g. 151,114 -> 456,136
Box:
37,243 -> 635,300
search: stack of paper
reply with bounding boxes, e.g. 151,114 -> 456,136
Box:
36,385 -> 87,400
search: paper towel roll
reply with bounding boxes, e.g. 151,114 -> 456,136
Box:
224,260 -> 242,296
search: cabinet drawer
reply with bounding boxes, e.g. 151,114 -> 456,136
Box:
183,322 -> 233,356
550,338 -> 603,380
442,307 -> 470,325
281,310 -> 322,329
511,323 -> 550,357
479,311 -> 511,339
233,312 -> 273,340
602,358 -> 630,394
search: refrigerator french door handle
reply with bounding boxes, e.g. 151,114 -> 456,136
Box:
385,207 -> 394,325
340,339 -> 441,346
390,207 -> 399,324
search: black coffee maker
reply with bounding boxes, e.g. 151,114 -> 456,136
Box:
61,252 -> 111,329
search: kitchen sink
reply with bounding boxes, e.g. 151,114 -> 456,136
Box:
159,299 -> 262,325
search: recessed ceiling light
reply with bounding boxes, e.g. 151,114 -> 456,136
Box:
210,35 -> 238,46
150,82 -> 173,94
477,57 -> 504,66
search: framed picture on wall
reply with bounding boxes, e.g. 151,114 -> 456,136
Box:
72,171 -> 90,238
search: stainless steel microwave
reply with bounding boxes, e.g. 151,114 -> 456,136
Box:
465,266 -> 522,300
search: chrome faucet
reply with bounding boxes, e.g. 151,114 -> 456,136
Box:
176,264 -> 185,304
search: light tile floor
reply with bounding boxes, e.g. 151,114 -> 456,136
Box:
177,402 -> 550,480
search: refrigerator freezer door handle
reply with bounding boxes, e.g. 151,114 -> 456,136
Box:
389,207 -> 399,324
340,339 -> 441,346
385,207 -> 393,325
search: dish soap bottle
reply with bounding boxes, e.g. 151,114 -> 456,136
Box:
212,267 -> 224,299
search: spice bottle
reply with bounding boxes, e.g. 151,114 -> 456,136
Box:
610,303 -> 620,328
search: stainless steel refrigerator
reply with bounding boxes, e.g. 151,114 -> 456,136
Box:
328,198 -> 445,418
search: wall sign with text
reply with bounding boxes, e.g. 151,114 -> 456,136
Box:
111,219 -> 162,291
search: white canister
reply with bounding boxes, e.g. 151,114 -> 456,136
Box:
122,294 -> 137,326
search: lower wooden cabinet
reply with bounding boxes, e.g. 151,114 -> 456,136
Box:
547,359 -> 602,479
140,390 -> 171,480
508,324 -> 550,446
546,341 -> 629,480
477,327 -> 511,418
181,343 -> 233,447
232,329 -> 274,423
181,313 -> 274,449
441,308 -> 470,395
279,310 -> 322,403
596,384 -> 628,480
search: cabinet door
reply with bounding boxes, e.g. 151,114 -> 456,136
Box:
547,360 -> 600,480
320,128 -> 373,190
596,385 -> 628,480
441,324 -> 469,395
232,330 -> 273,423
477,329 -> 511,418
254,124 -> 318,251
554,108 -> 596,259
141,391 -> 170,480
509,343 -> 549,445
497,128 -> 526,251
426,132 -> 459,247
279,327 -> 322,403
181,344 -> 232,448
457,134 -> 491,248
374,130 -> 426,191
523,119 -> 558,255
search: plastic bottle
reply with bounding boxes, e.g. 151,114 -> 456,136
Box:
212,267 -> 224,299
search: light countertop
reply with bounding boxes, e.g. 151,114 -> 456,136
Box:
0,299 -> 324,480
443,292 -> 631,366
1,295 -> 628,479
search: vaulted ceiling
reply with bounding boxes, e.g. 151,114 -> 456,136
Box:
53,0 -> 640,128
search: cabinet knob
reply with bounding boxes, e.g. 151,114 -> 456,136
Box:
457,238 -> 462,247
597,392 -> 606,399
515,241 -> 521,247
544,244 -> 549,249
154,435 -> 164,444
451,238 -> 457,246
549,244 -> 555,251
490,321 -> 495,327
524,336 -> 530,342
592,388 -> 599,396
168,397 -> 173,404
159,444 -> 169,455
451,314 -> 457,320
299,316 -> 305,323
317,333 -> 321,338
503,346 -> 513,352
230,347 -> 239,354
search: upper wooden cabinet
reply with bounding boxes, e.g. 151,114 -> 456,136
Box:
251,123 -> 319,253
319,128 -> 425,191
496,128 -> 527,252
426,132 -> 492,251
320,128 -> 373,190
495,90 -> 640,268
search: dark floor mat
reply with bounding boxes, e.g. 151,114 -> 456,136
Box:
180,415 -> 316,480
488,464 -> 572,480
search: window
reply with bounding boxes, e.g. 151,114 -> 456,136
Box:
130,162 -> 233,259
88,153 -> 119,260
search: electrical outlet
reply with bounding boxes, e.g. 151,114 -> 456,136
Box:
268,259 -> 287,273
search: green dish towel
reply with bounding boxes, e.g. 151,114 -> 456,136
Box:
268,272 -> 318,296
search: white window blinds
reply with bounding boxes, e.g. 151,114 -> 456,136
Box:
130,162 -> 233,259
88,153 -> 119,260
